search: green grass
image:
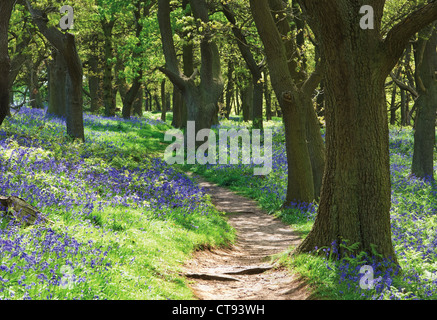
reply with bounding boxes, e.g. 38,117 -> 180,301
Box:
0,109 -> 235,300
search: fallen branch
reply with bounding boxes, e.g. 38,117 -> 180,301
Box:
0,196 -> 52,226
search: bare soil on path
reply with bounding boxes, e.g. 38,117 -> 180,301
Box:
183,175 -> 313,300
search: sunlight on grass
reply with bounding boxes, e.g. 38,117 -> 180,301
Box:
0,108 -> 235,300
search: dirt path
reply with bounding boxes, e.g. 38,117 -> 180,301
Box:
183,175 -> 312,300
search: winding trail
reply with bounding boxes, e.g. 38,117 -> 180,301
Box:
183,175 -> 312,300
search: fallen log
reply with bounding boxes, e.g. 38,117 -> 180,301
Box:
0,196 -> 52,226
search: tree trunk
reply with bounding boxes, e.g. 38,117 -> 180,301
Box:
390,68 -> 401,125
252,79 -> 263,129
158,0 -> 223,132
241,82 -> 253,122
172,85 -> 183,127
161,79 -> 166,121
48,49 -> 67,117
222,3 -> 263,129
133,87 -> 143,117
27,2 -> 84,141
101,19 -> 116,117
88,54 -> 101,113
252,0 -> 324,202
144,87 -> 152,111
294,0 -> 437,260
0,0 -> 15,125
411,25 -> 437,181
225,60 -> 234,119
264,70 -> 272,121
251,0 -> 315,202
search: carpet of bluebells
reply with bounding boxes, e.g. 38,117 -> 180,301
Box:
191,119 -> 437,300
0,108 -> 232,300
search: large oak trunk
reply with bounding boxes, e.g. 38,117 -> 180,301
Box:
296,0 -> 395,259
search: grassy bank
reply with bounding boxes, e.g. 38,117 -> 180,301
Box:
0,108 -> 235,300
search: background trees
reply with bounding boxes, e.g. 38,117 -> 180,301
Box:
1,0 -> 436,264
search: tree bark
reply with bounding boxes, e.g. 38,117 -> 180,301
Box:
222,3 -> 263,129
88,54 -> 101,113
122,1 -> 150,119
250,0 -> 315,202
161,78 -> 166,121
133,87 -> 143,117
251,0 -> 324,202
27,2 -> 85,141
0,0 -> 15,125
295,0 -> 437,260
172,84 -> 183,127
225,60 -> 234,119
411,24 -> 437,181
158,0 -> 223,132
48,49 -> 67,117
101,18 -> 116,117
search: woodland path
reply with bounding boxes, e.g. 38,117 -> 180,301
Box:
183,174 -> 312,300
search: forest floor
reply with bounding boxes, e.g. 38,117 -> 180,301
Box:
183,174 -> 313,300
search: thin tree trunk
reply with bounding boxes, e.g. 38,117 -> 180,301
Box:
48,49 -> 67,116
158,0 -> 223,133
88,54 -> 101,113
172,85 -> 182,127
411,25 -> 437,181
27,1 -> 84,141
225,60 -> 234,119
161,79 -> 166,121
251,0 -> 315,202
101,19 -> 115,117
264,70 -> 272,121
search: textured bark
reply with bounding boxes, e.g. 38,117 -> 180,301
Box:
264,70 -> 272,121
88,54 -> 101,113
0,0 -> 15,125
172,85 -> 183,127
158,0 -> 223,132
48,50 -> 67,116
0,196 -> 52,226
133,87 -> 143,117
295,0 -> 437,260
411,25 -> 437,181
251,0 -> 324,202
122,1 -> 150,119
241,82 -> 253,122
27,1 -> 84,141
251,0 -> 314,202
161,79 -> 166,121
101,19 -> 116,117
223,4 -> 263,129
225,60 -> 234,119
